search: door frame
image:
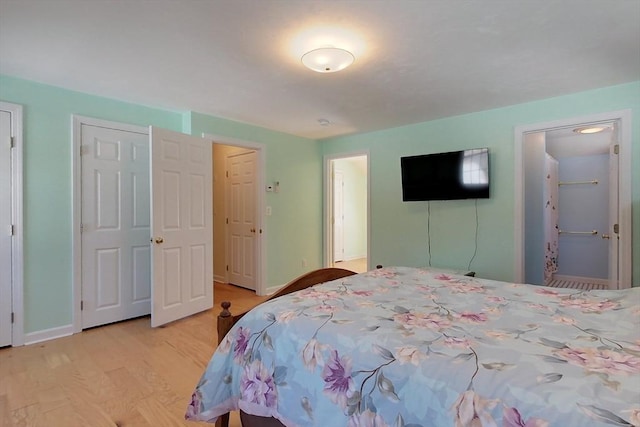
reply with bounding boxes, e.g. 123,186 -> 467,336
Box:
224,148 -> 258,290
332,169 -> 344,262
324,151 -> 370,270
205,133 -> 266,296
71,116 -> 149,333
0,101 -> 24,346
514,109 -> 632,288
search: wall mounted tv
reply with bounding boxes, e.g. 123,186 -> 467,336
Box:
401,148 -> 490,201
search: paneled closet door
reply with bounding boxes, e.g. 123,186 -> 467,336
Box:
81,124 -> 151,329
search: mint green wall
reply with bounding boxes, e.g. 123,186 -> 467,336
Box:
322,82 -> 639,285
0,75 -> 183,334
2,73 -> 637,338
0,75 -> 322,336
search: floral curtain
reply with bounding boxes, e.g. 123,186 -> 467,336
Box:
543,153 -> 559,285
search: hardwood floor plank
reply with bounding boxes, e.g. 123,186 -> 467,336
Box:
105,367 -> 149,402
0,283 -> 263,427
3,372 -> 37,412
33,386 -> 69,414
136,396 -> 187,427
0,394 -> 11,427
39,401 -> 115,427
9,403 -> 40,427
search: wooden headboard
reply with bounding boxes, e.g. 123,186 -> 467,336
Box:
216,267 -> 357,345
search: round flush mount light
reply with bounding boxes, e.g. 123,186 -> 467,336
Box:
573,126 -> 607,134
301,47 -> 355,73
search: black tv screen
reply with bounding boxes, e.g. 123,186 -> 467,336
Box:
401,148 -> 490,201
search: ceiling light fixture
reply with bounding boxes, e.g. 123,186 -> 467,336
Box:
301,47 -> 354,73
573,126 -> 607,134
318,118 -> 331,126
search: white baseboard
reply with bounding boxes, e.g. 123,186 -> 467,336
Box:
552,274 -> 609,286
24,324 -> 74,345
214,273 -> 226,283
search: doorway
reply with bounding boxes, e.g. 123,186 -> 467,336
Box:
325,153 -> 369,273
209,134 -> 266,295
515,110 -> 632,289
222,146 -> 262,291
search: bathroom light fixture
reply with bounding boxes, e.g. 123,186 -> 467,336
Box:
301,47 -> 354,73
573,126 -> 607,134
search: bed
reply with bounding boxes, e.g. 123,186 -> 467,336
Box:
186,266 -> 640,427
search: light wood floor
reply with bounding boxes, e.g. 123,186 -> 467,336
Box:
334,257 -> 367,273
0,283 -> 266,427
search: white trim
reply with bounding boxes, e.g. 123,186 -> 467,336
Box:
203,133 -> 267,296
324,150 -> 370,271
24,324 -> 74,345
72,116 -> 149,333
0,101 -> 24,346
514,109 -> 632,288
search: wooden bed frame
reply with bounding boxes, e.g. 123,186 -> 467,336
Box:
215,267 -> 357,427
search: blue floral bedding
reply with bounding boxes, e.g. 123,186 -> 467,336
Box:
186,266 -> 640,427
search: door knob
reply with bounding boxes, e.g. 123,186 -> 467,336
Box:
154,237 -> 164,244
601,234 -> 610,240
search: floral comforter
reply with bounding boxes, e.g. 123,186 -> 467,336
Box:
186,266 -> 640,427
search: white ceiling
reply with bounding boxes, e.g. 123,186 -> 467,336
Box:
546,124 -> 613,159
1,0 -> 638,140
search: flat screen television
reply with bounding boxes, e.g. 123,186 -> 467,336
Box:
401,148 -> 490,201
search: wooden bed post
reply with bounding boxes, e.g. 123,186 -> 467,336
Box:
215,302 -> 234,427
217,301 -> 235,345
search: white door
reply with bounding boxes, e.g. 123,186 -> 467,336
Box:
607,126 -> 620,289
333,169 -> 345,262
0,110 -> 12,346
226,151 -> 257,290
150,127 -> 213,327
81,124 -> 151,329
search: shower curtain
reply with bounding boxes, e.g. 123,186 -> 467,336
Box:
543,153 -> 559,285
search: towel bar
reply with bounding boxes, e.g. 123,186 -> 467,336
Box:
558,180 -> 598,186
558,229 -> 597,235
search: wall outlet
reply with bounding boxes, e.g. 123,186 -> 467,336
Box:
266,206 -> 272,216
302,258 -> 307,267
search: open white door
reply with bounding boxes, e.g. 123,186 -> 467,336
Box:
150,127 -> 213,327
607,125 -> 620,289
